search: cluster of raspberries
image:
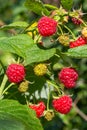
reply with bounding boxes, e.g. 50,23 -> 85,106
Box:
37,16 -> 87,48
29,95 -> 72,117
6,63 -> 74,116
70,17 -> 87,48
5,16 -> 80,118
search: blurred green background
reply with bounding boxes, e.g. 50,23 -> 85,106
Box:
0,0 -> 87,130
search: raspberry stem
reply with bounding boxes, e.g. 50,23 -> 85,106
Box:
17,57 -> 21,64
80,19 -> 87,26
58,25 -> 63,35
0,74 -> 8,98
34,34 -> 41,43
24,93 -> 29,106
46,80 -> 61,95
55,52 -> 70,66
47,87 -> 50,110
2,83 -> 15,95
64,25 -> 76,40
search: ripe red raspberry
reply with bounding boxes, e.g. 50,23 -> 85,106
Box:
63,79 -> 76,88
6,64 -> 25,83
29,102 -> 46,118
70,36 -> 86,48
58,67 -> 78,88
52,95 -> 72,114
71,17 -> 82,25
37,16 -> 57,37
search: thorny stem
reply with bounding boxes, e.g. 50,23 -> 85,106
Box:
64,25 -> 76,40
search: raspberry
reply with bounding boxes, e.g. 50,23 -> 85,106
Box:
29,102 -> 46,118
6,64 -> 25,83
58,67 -> 78,88
52,95 -> 72,114
70,36 -> 86,48
34,63 -> 47,76
38,16 -> 57,37
18,80 -> 29,93
71,17 -> 82,25
58,34 -> 70,46
63,79 -> 76,89
44,110 -> 54,121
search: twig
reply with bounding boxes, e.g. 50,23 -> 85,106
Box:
74,97 -> 81,105
73,103 -> 87,121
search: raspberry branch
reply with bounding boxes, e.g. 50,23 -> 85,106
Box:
0,74 -> 8,98
63,25 -> 76,40
57,25 -> 63,35
2,83 -> 15,95
46,80 -> 61,95
80,19 -> 87,26
46,86 -> 50,110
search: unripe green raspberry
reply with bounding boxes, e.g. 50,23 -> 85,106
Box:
44,110 -> 54,121
58,34 -> 70,46
18,80 -> 29,92
81,27 -> 87,38
34,63 -> 47,76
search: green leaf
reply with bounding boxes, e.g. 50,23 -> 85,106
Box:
0,21 -> 29,30
0,99 -> 43,130
25,46 -> 56,65
61,0 -> 73,10
25,0 -> 50,16
0,34 -> 56,66
0,34 -> 34,58
67,45 -> 87,58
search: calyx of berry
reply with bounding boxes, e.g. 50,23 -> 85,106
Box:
69,9 -> 82,18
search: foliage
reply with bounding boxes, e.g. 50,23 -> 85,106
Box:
0,0 -> 87,130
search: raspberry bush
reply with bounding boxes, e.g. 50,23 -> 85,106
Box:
0,0 -> 87,130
